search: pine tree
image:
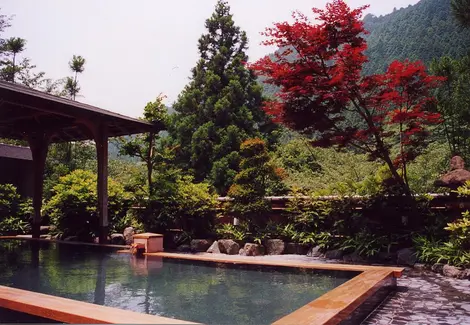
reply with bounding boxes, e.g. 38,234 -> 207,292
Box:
170,0 -> 271,194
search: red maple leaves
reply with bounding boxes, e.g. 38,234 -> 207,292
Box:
250,0 -> 444,194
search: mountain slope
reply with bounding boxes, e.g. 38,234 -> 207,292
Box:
363,0 -> 470,74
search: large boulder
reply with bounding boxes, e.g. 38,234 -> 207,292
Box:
431,263 -> 445,274
207,241 -> 221,254
110,233 -> 126,245
40,226 -> 56,234
266,239 -> 285,255
285,243 -> 308,255
435,156 -> 470,190
190,239 -> 213,252
343,251 -> 366,264
307,246 -> 323,257
177,245 -> 192,253
123,227 -> 135,245
218,239 -> 240,255
244,243 -> 265,256
443,264 -> 467,279
325,249 -> 344,260
397,248 -> 417,266
239,248 -> 247,256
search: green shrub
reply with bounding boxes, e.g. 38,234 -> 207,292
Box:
137,175 -> 218,238
228,138 -> 287,229
172,176 -> 218,238
44,170 -> 131,241
0,184 -> 32,236
215,222 -> 249,242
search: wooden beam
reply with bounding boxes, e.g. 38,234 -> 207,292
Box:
26,131 -> 51,239
93,122 -> 109,244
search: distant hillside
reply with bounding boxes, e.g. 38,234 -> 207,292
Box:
363,0 -> 470,74
260,0 -> 470,96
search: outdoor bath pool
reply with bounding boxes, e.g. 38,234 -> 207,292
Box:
0,240 -> 359,324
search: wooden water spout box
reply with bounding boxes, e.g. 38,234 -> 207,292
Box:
133,233 -> 164,253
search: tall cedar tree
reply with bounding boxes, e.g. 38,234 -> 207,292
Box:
250,0 -> 443,196
170,0 -> 269,194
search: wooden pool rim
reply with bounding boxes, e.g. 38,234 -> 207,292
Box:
0,237 -> 404,325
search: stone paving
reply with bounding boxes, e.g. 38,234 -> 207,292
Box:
202,253 -> 470,325
363,268 -> 470,325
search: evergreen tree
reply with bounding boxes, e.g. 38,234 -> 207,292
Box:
170,0 -> 270,194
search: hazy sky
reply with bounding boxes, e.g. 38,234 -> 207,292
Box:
2,0 -> 420,117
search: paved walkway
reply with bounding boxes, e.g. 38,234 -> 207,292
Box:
202,253 -> 470,325
363,269 -> 470,325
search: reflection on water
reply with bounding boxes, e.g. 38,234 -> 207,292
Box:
0,240 -> 356,325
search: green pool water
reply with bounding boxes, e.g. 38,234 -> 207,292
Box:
0,240 -> 356,324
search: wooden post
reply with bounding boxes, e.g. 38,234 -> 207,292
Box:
27,132 -> 50,239
95,123 -> 109,244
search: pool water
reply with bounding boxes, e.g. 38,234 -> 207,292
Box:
0,240 -> 356,324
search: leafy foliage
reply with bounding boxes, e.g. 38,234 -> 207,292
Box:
44,170 -> 131,241
0,184 -> 32,235
251,0 -> 443,196
118,95 -> 168,196
215,222 -> 249,242
430,55 -> 470,159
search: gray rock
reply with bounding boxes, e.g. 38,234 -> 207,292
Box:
244,243 -> 265,256
413,263 -> 427,271
376,251 -> 397,263
190,239 -> 213,252
40,226 -> 56,234
207,241 -> 220,254
177,245 -> 192,253
110,233 -> 126,245
397,247 -> 417,266
123,227 -> 135,245
239,248 -> 247,256
431,263 -> 445,274
443,264 -> 465,279
218,239 -> 240,255
265,239 -> 285,255
343,251 -> 366,263
325,249 -> 344,260
285,243 -> 308,255
464,269 -> 470,280
307,246 -> 322,257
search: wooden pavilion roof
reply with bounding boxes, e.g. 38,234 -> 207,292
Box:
0,81 -> 154,143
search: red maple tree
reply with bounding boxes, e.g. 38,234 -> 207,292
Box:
250,0 -> 444,195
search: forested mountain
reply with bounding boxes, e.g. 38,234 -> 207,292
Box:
261,0 -> 470,95
363,0 -> 470,74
